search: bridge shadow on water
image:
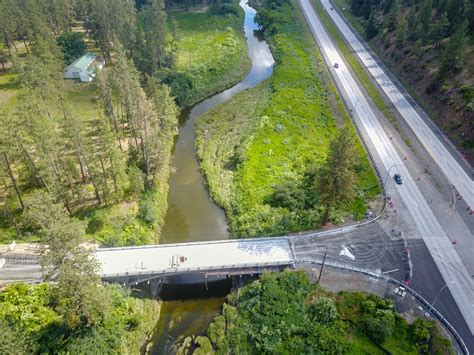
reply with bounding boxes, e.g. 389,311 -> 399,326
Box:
139,275 -> 256,354
157,276 -> 232,301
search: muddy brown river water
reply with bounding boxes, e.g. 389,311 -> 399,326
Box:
151,1 -> 274,352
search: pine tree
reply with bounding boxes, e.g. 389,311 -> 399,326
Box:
387,0 -> 401,31
24,191 -> 108,330
419,0 -> 433,42
430,11 -> 449,46
109,0 -> 137,54
439,19 -> 468,77
141,0 -> 168,73
365,9 -> 379,39
0,110 -> 24,210
315,128 -> 358,226
89,0 -> 113,60
396,17 -> 407,46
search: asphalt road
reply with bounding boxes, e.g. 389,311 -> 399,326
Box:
0,263 -> 42,284
409,238 -> 474,351
298,0 -> 474,335
293,222 -> 408,281
320,0 -> 474,210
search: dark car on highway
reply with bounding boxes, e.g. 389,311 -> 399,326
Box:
394,173 -> 403,185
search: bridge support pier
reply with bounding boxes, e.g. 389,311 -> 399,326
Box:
149,279 -> 162,298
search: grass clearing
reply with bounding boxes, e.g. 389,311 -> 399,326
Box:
171,3 -> 251,106
196,0 -> 379,237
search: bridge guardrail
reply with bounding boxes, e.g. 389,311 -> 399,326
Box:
103,260 -> 294,279
96,236 -> 293,252
295,258 -> 469,355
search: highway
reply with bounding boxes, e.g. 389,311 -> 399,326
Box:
319,0 -> 474,210
297,0 -> 474,334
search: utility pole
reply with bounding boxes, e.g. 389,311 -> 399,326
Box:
317,247 -> 328,284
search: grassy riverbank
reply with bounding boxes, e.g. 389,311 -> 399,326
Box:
169,1 -> 251,107
196,0 -> 379,237
181,271 -> 452,354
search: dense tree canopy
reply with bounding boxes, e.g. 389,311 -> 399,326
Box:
0,0 -> 181,246
351,0 -> 472,79
183,271 -> 453,354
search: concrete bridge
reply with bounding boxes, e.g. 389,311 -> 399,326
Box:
95,237 -> 295,286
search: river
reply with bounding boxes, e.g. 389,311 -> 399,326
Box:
150,1 -> 274,352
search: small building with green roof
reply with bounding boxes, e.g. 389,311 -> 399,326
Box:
63,53 -> 105,82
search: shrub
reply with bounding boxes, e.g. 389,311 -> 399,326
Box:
139,193 -> 158,225
127,166 -> 145,194
309,297 -> 338,324
162,72 -> 193,106
363,309 -> 395,344
410,319 -> 431,352
209,4 -> 239,16
265,181 -> 305,210
460,85 -> 474,105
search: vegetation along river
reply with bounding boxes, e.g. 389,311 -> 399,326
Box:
151,0 -> 275,352
160,0 -> 274,244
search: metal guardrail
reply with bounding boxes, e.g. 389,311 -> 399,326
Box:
96,236 -> 293,252
296,258 -> 470,355
102,260 -> 294,279
0,253 -> 40,264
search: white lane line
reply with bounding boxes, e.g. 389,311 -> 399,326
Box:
299,0 -> 474,334
321,0 -> 474,209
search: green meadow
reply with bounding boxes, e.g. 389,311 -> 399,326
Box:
170,2 -> 251,106
196,0 -> 380,237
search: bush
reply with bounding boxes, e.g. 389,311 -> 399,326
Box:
363,309 -> 395,344
161,72 -> 193,106
0,319 -> 30,354
265,181 -> 305,210
460,85 -> 474,105
127,166 -> 145,194
209,4 -> 239,16
410,319 -> 431,351
309,297 -> 338,324
139,193 -> 158,225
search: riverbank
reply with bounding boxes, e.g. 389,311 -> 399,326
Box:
169,1 -> 251,107
196,0 -> 379,237
180,270 -> 453,353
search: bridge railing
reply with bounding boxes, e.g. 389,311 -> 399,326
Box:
95,236 -> 293,252
102,260 -> 294,279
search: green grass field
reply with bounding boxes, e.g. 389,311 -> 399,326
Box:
172,3 -> 251,106
196,0 -> 379,237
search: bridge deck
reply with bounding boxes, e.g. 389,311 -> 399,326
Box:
95,238 -> 293,278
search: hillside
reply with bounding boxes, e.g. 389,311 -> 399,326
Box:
336,0 -> 474,163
